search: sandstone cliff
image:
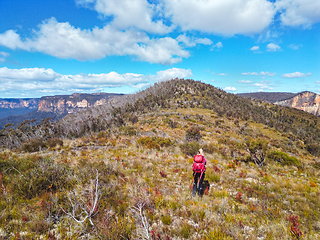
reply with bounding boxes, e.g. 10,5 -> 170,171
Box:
275,91 -> 320,116
37,93 -> 123,114
0,92 -> 124,128
0,98 -> 39,109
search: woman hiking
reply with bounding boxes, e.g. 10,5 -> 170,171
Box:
192,149 -> 206,197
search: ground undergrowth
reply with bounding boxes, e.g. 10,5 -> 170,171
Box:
1,108 -> 320,239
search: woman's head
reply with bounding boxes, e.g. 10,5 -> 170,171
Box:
198,149 -> 203,156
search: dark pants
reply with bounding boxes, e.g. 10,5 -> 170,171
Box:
193,171 -> 205,196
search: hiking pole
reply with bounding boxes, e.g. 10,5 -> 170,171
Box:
190,172 -> 196,190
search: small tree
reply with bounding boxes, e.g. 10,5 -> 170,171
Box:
245,138 -> 268,167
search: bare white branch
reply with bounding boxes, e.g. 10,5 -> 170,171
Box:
130,201 -> 150,240
61,170 -> 100,226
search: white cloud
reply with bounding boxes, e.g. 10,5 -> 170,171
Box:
2,0 -> 319,67
238,80 -> 253,83
241,71 -> 276,77
253,81 -> 273,90
218,73 -> 227,76
260,71 -> 276,77
177,34 -> 212,47
0,52 -> 10,57
281,72 -> 312,78
164,0 -> 276,35
289,44 -> 303,50
0,18 -> 189,65
212,42 -> 223,49
224,86 -> 236,91
276,0 -> 320,28
76,0 -> 172,34
267,43 -> 281,51
0,30 -> 27,50
152,68 -> 193,82
254,83 -> 268,88
0,67 -> 59,81
0,67 -> 192,97
0,52 -> 10,62
242,72 -> 259,76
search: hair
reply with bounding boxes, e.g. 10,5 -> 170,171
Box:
198,149 -> 204,156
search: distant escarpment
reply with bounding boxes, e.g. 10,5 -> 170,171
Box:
0,93 -> 124,129
0,98 -> 39,119
37,93 -> 124,114
275,91 -> 320,117
0,98 -> 39,109
237,92 -> 296,103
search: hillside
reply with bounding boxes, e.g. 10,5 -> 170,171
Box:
0,79 -> 320,239
237,92 -> 296,103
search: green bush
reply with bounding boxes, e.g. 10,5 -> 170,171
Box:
202,144 -> 217,154
12,157 -> 74,198
161,214 -> 172,225
119,126 -> 137,136
186,126 -> 202,142
97,131 -> 108,138
191,209 -> 206,222
179,223 -> 193,238
180,142 -> 200,156
46,138 -> 63,148
267,151 -> 300,167
206,171 -> 220,183
137,137 -> 174,150
306,143 -> 319,156
129,114 -> 139,124
22,138 -> 47,152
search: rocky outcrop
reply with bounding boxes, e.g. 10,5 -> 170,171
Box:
37,93 -> 123,114
275,91 -> 320,116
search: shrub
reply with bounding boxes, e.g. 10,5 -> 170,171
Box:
180,142 -> 200,156
12,157 -> 74,198
46,138 -> 63,148
179,222 -> 193,238
129,114 -> 139,124
186,126 -> 202,142
206,171 -> 220,183
161,214 -> 172,225
22,138 -> 47,152
202,144 -> 217,154
97,131 -> 108,138
245,138 -> 268,167
191,209 -> 206,222
267,151 -> 300,167
306,143 -> 319,156
137,137 -> 174,150
119,126 -> 137,136
169,119 -> 178,128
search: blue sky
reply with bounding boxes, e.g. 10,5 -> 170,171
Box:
0,0 -> 319,98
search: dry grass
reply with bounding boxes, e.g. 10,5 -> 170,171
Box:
0,108 -> 319,239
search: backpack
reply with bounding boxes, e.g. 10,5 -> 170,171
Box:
193,155 -> 205,173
